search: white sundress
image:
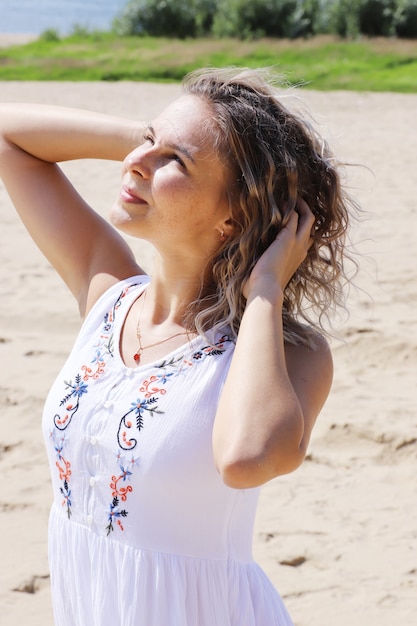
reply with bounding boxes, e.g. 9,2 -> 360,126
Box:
42,276 -> 294,626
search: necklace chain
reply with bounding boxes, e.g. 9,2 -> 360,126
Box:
133,291 -> 188,364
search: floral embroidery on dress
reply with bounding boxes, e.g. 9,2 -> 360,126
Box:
106,334 -> 233,535
50,430 -> 72,518
54,374 -> 88,430
190,338 -> 231,360
106,453 -> 139,534
50,283 -> 140,518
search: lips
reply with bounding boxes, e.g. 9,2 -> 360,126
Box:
120,185 -> 147,205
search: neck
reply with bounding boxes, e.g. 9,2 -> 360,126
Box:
145,253 -> 212,328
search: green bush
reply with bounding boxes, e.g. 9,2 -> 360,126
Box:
39,28 -> 61,42
291,0 -> 332,37
394,0 -> 417,37
329,0 -> 361,37
112,0 -> 216,37
194,0 -> 218,35
358,0 -> 397,36
70,24 -> 93,37
212,0 -> 298,39
111,0 -> 417,39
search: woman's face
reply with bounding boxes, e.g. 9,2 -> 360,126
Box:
111,94 -> 233,259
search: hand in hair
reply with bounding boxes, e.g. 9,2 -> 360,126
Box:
243,198 -> 315,302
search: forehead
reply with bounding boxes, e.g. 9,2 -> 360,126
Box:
152,94 -> 216,154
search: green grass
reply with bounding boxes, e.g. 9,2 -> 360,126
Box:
1,33 -> 417,91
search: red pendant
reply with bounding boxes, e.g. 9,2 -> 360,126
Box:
133,352 -> 141,363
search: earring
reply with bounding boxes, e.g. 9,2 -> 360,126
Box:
220,230 -> 225,241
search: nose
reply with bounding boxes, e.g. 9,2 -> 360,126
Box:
124,144 -> 153,179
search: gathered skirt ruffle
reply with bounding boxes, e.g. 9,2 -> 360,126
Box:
48,505 -> 293,626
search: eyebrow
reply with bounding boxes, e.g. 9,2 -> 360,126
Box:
147,124 -> 196,164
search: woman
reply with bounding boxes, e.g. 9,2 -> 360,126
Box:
0,68 -> 353,625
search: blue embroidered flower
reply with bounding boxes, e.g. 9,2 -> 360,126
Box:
52,431 -> 68,461
131,398 -> 148,415
90,348 -> 104,364
106,496 -> 128,535
155,371 -> 175,384
72,377 -> 88,397
120,465 -> 132,481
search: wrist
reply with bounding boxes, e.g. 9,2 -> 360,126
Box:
244,275 -> 285,307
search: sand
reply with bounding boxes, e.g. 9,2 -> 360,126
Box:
0,34 -> 38,48
0,78 -> 416,626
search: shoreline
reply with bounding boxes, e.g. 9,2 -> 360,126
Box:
0,34 -> 38,47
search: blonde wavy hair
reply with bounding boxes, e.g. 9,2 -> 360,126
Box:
183,67 -> 357,347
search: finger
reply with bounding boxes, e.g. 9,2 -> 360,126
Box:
295,197 -> 314,223
279,209 -> 299,237
295,197 -> 315,236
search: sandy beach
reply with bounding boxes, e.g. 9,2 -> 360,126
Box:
0,34 -> 38,48
0,77 -> 416,625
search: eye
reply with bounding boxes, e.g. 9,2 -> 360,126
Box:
171,153 -> 185,167
142,131 -> 187,169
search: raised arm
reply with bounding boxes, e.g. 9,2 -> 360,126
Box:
0,103 -> 146,316
213,201 -> 333,488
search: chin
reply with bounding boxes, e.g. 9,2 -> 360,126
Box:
110,202 -> 132,229
110,202 -> 151,241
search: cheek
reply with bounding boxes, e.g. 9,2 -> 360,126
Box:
155,168 -> 192,195
155,176 -> 200,215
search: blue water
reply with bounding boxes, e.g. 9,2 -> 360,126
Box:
0,0 -> 127,35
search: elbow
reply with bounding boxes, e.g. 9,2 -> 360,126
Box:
217,444 -> 306,489
214,403 -> 308,489
0,138 -> 21,174
0,139 -> 11,167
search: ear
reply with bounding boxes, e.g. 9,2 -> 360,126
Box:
217,217 -> 236,241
